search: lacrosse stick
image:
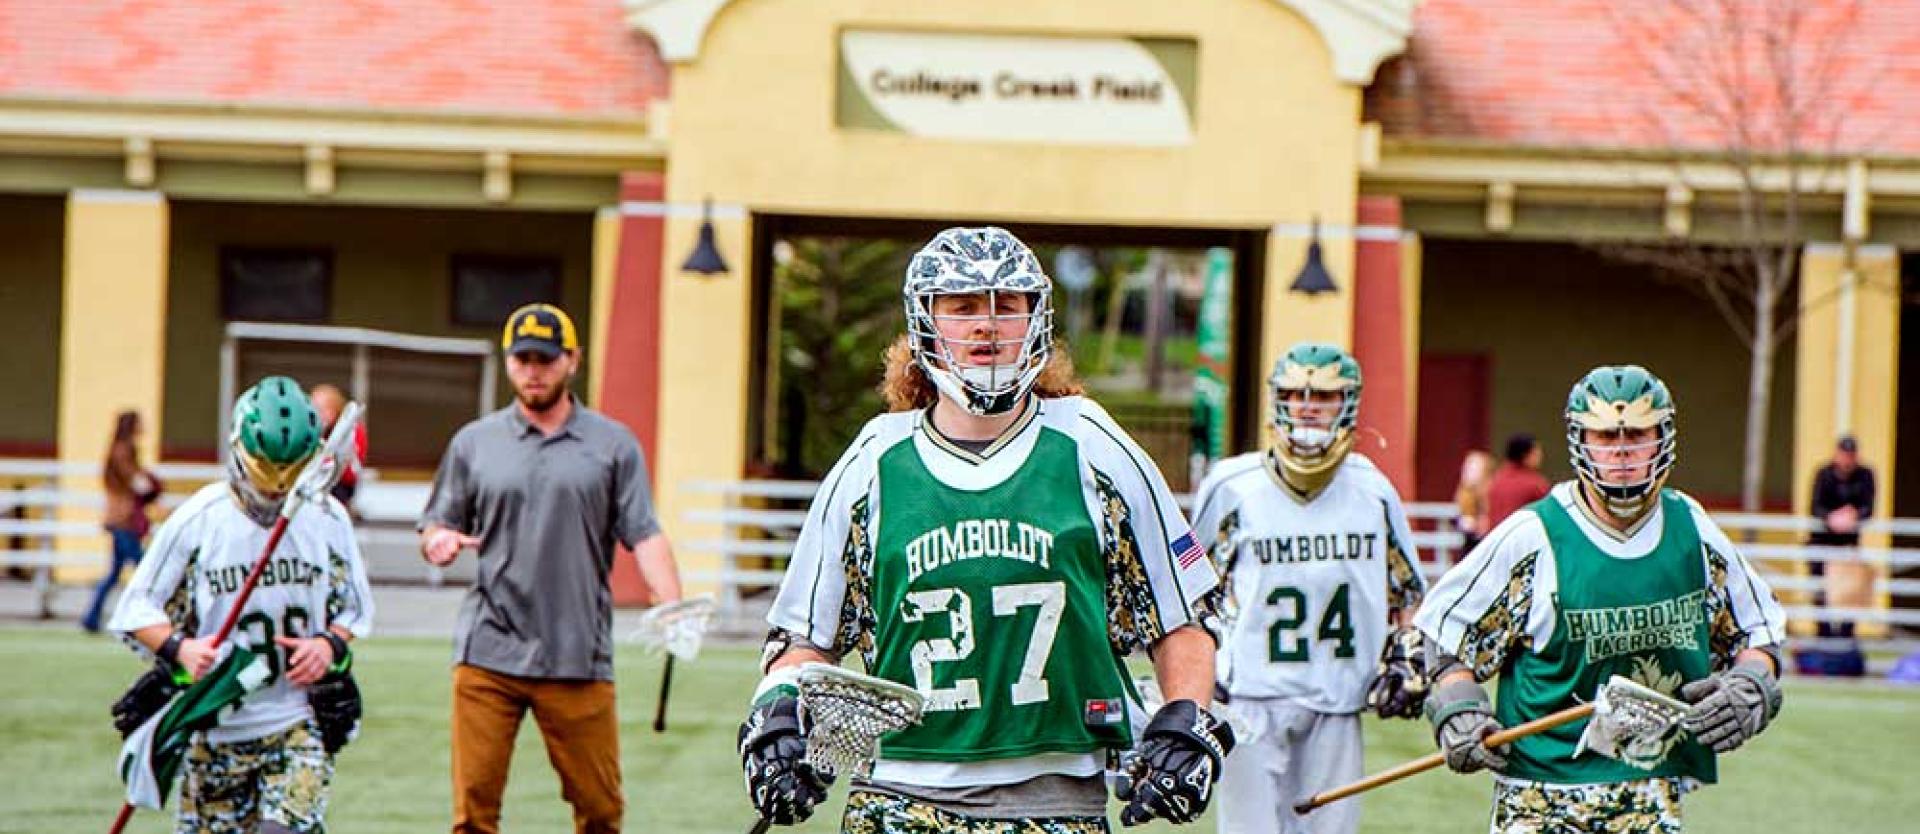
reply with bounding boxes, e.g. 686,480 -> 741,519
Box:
1294,675 -> 1686,814
108,402 -> 362,834
627,595 -> 715,733
747,663 -> 926,834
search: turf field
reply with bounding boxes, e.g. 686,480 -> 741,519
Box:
3,628 -> 1916,833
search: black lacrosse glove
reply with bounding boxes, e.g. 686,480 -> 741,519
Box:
1117,699 -> 1236,826
1426,678 -> 1506,774
1679,660 -> 1781,753
738,693 -> 833,826
112,662 -> 184,738
309,668 -> 363,756
1366,626 -> 1431,720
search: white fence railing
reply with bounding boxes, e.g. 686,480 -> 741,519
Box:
0,459 -> 440,616
680,480 -> 1920,643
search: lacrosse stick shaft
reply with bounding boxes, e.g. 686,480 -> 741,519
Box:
653,656 -> 675,733
1294,702 -> 1596,813
747,819 -> 771,834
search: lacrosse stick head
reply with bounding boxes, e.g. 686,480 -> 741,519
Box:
1575,674 -> 1691,770
628,596 -> 715,661
288,401 -> 363,514
794,663 -> 925,779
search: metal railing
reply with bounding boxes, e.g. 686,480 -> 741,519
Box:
679,479 -> 1920,648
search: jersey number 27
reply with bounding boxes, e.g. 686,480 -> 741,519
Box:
901,581 -> 1064,712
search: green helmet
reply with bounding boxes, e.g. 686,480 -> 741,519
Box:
1565,365 -> 1677,520
1268,342 -> 1363,496
227,376 -> 322,523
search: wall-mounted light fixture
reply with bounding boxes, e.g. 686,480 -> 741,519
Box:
681,196 -> 730,276
1288,216 -> 1338,296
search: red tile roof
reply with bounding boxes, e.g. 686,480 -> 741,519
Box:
0,0 -> 666,117
1365,0 -> 1920,156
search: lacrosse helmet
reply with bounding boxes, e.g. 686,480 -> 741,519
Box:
226,376 -> 322,525
903,226 -> 1054,416
1268,342 -> 1362,496
1565,365 -> 1677,520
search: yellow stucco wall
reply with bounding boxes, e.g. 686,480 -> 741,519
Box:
589,206 -> 622,407
59,191 -> 170,571
161,202 -> 595,463
1794,244 -> 1900,636
654,0 -> 1369,584
1795,245 -> 1901,518
0,195 -> 65,452
1420,239 -> 1797,503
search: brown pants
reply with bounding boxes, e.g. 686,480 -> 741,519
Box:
452,664 -> 623,834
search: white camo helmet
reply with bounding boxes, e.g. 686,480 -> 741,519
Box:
904,227 -> 1055,416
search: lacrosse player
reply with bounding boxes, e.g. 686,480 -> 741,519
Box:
109,376 -> 374,833
1189,343 -> 1427,834
1415,365 -> 1789,832
740,227 -> 1231,832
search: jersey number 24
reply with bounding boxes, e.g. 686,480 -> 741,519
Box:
1267,583 -> 1355,662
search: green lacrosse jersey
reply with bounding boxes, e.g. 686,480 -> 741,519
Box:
871,427 -> 1127,759
1498,489 -> 1715,784
766,397 -> 1219,781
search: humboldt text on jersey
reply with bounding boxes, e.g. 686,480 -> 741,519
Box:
905,519 -> 1056,583
205,557 -> 325,596
1561,589 -> 1710,664
1247,532 -> 1381,565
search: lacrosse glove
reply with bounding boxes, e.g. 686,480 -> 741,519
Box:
112,662 -> 184,738
1426,678 -> 1507,773
1366,626 -> 1431,720
1678,659 -> 1782,753
738,693 -> 833,826
310,669 -> 363,756
1117,699 -> 1236,826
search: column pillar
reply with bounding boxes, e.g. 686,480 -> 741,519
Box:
58,189 -> 169,580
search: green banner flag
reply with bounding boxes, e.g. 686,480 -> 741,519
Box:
118,647 -> 271,809
1192,247 -> 1233,467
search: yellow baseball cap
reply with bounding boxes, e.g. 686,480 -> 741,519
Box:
501,303 -> 579,357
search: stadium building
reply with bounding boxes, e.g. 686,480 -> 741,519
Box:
2,1 -> 1917,605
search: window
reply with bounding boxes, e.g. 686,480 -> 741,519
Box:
451,255 -> 561,327
222,248 -> 332,322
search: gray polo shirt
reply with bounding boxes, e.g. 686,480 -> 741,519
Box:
420,399 -> 660,680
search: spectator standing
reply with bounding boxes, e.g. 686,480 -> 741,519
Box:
1453,449 -> 1495,553
81,410 -> 162,634
1807,435 -> 1875,671
1486,433 -> 1551,530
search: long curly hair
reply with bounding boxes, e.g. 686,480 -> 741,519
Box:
879,333 -> 1085,412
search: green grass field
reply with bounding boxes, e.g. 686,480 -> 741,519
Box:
4,628 -> 1917,833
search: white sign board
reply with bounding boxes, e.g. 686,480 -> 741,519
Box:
837,30 -> 1199,147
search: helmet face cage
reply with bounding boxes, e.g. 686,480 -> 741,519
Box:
1267,346 -> 1362,460
1567,417 -> 1677,517
903,227 -> 1055,416
1564,367 -> 1678,518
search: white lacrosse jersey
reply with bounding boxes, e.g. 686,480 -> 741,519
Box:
1192,451 -> 1425,713
111,482 -> 375,745
767,396 -> 1219,789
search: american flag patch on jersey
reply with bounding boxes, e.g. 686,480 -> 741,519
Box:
1173,532 -> 1205,569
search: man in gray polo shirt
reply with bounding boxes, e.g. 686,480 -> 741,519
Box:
420,302 -> 681,834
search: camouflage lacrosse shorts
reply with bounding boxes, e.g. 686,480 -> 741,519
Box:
842,789 -> 1110,834
1490,777 -> 1685,834
176,720 -> 334,834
